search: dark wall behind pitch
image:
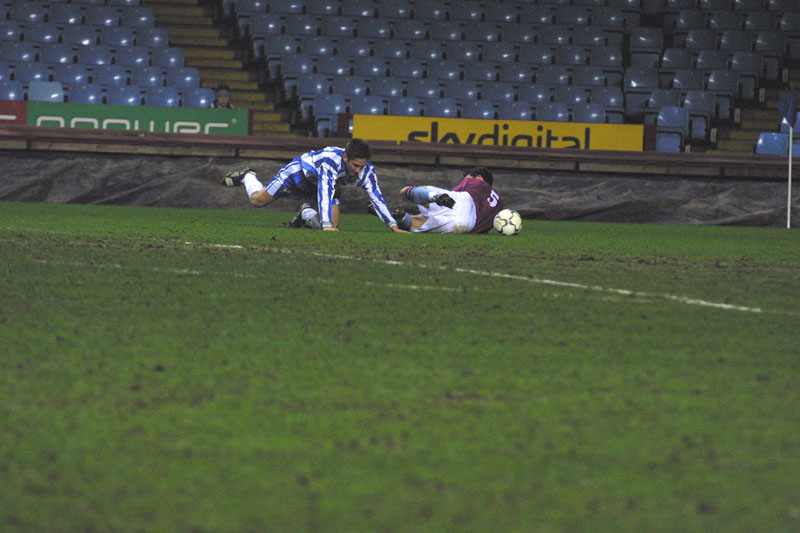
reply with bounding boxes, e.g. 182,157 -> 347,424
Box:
0,151 -> 796,226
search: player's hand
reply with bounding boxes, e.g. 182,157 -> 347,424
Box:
323,226 -> 339,231
435,193 -> 455,208
390,225 -> 410,234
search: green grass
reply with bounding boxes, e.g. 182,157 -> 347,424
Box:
1,201 -> 799,532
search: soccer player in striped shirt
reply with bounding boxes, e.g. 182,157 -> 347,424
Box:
394,167 -> 504,234
222,138 -> 407,233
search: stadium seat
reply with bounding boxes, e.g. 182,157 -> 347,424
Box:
77,45 -> 114,66
373,39 -> 408,60
755,31 -> 786,82
695,49 -> 729,74
538,25 -> 572,47
406,78 -> 442,100
707,11 -> 742,32
377,0 -> 411,19
331,75 -> 368,98
671,69 -> 705,96
49,3 -> 84,26
53,64 -> 90,85
536,64 -> 571,86
67,82 -> 104,104
115,46 -> 151,68
482,42 -> 517,64
145,86 -> 180,107
0,79 -> 24,100
414,1 -> 448,20
336,38 -> 372,59
445,41 -> 480,63
280,53 -> 315,97
706,70 -> 738,121
86,6 -> 121,27
389,58 -> 425,79
342,0 -> 376,17
28,80 -> 64,102
296,73 -> 330,120
62,26 -> 99,47
729,51 -> 762,102
166,66 -> 200,89
629,27 -> 663,69
487,3 -> 518,23
14,62 -> 50,83
301,36 -> 335,58
744,12 -> 778,32
497,100 -> 533,121
39,43 -> 75,65
536,101 -> 570,122
131,66 -> 165,88
442,80 -> 479,102
460,99 -> 496,120
424,97 -> 459,118
520,5 -> 554,25
554,45 -> 587,67
423,60 -> 459,82
23,22 -> 61,44
519,84 -> 555,108
107,85 -> 143,105
572,103 -> 607,123
285,15 -> 319,37
500,63 -> 534,85
269,0 -> 305,15
432,21 -> 465,42
591,86 -> 625,123
100,26 -> 136,49
556,6 -> 590,26
151,47 -> 185,69
307,0 -> 340,16
463,21 -> 501,43
501,23 -> 537,44
573,27 -> 610,48
353,57 -> 387,78
658,48 -> 693,87
590,47 -> 624,86
11,1 -> 47,24
555,85 -> 589,110
683,89 -> 717,141
0,61 -> 12,82
408,41 -> 444,62
316,56 -> 351,77
655,105 -> 690,151
121,7 -> 156,28
671,9 -> 704,47
320,16 -> 355,38
109,0 -> 141,6
387,96 -> 422,116
92,64 -> 129,87
572,66 -> 606,88
313,93 -> 347,136
244,12 -> 282,38
370,77 -> 404,100
481,82 -> 517,104
356,17 -> 391,40
643,88 -> 681,125
780,112 -> 800,136
350,94 -> 386,115
755,133 -> 800,155
684,29 -> 718,50
1,42 -> 37,62
0,21 -> 22,42
464,63 -> 498,83
450,0 -> 483,21
392,19 -> 428,41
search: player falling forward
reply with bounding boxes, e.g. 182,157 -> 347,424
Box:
221,138 -> 407,233
392,167 -> 504,234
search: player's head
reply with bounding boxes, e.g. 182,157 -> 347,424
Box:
464,166 -> 493,186
345,138 -> 372,161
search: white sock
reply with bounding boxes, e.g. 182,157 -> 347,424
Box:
302,207 -> 321,229
243,173 -> 264,199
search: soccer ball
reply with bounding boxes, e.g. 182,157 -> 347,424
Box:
493,209 -> 522,236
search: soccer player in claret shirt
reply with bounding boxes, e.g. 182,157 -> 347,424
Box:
393,167 -> 504,234
221,138 -> 407,233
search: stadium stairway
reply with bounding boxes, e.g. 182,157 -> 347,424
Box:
710,67 -> 800,154
141,0 -> 293,136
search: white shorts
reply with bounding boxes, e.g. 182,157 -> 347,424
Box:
413,189 -> 476,234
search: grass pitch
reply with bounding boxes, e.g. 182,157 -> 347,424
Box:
1,201 -> 799,532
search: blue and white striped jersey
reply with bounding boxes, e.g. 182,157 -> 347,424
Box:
293,146 -> 396,228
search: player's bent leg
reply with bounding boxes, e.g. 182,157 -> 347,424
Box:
249,188 -> 275,207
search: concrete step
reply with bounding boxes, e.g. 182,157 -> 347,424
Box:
252,121 -> 293,133
198,68 -> 252,82
715,139 -> 755,152
727,129 -> 765,141
740,108 -> 780,121
740,118 -> 780,130
144,0 -> 200,5
186,57 -> 244,69
161,25 -> 224,39
155,14 -> 215,25
148,4 -> 207,17
170,35 -> 229,47
182,47 -> 238,60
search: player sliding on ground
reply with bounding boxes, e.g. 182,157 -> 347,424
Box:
390,167 -> 505,234
221,138 -> 408,233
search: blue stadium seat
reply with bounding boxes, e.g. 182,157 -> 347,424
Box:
643,88 -> 682,125
536,64 -> 570,86
449,0 -> 483,21
353,57 -> 387,78
302,36 -> 335,57
684,29 -> 717,50
268,0 -> 305,15
131,66 -> 165,87
683,89 -> 717,141
780,112 -> 800,136
342,0 -> 376,17
481,81 -> 516,104
755,133 -> 798,155
464,63 -> 498,83
285,15 -> 319,37
572,66 -> 606,88
53,63 -> 90,85
501,23 -> 536,44
423,97 -> 458,118
755,31 -> 785,81
0,61 -> 12,82
463,21 -> 501,43
590,46 -> 624,86
28,80 -> 64,102
99,26 -> 136,48
49,3 -> 84,25
151,47 -> 185,69
392,19 -> 428,41
14,62 -> 50,83
671,69 -> 705,96
733,0 -> 764,10
573,27 -> 611,48
244,12 -> 281,38
373,39 -> 408,60
39,43 -> 75,65
414,1 -> 448,20
1,42 -> 37,62
109,0 -> 141,6
658,48 -> 692,87
387,96 -> 421,116
744,12 -> 778,32
313,93 -> 347,136
316,55 -> 351,77
442,80 -> 479,102
67,82 -> 104,104
519,84 -> 555,108
77,45 -> 114,66
482,42 -> 517,64
554,44 -> 587,67
629,27 -> 663,69
555,85 -> 589,109
538,25 -> 572,46
11,1 -> 47,23
459,99 -> 496,120
370,77 -> 404,100
92,64 -> 129,87
280,53 -> 315,97
433,22 -> 465,42
182,87 -> 214,108
729,50 -> 762,102
297,73 -> 330,120
0,21 -> 22,42
389,58 -> 425,79
426,60 -> 461,82
408,40 -> 444,62
500,63 -> 534,85
377,0 -> 411,18
591,86 -> 625,123
706,70 -> 738,121
0,79 -> 24,100
62,25 -> 99,47
497,100 -> 533,121
86,6 -> 120,27
350,94 -> 386,115
406,78 -> 442,100
572,103 -> 607,123
166,66 -> 200,89
115,46 -> 151,68
107,85 -> 142,105
307,0 -> 340,16
695,49 -> 729,74
445,41 -> 480,63
121,7 -> 156,28
520,5 -> 554,25
336,38 -> 372,59
671,9 -> 704,47
707,11 -> 742,32
23,22 -> 61,44
536,101 -> 570,122
487,3 -> 518,23
555,6 -> 590,26
356,17 -> 391,40
145,86 -> 180,107
318,16 -> 353,38
331,75 -> 368,98
655,105 -> 690,151
256,34 -> 298,77
592,7 -> 625,43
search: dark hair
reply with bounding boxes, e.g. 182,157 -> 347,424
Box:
464,166 -> 493,186
345,138 -> 372,160
215,84 -> 231,97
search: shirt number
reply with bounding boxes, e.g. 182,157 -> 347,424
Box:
487,191 -> 499,207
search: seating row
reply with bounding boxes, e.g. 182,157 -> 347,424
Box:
0,79 -> 215,107
0,22 -> 169,48
2,2 -> 155,27
1,61 -> 200,89
1,42 -> 185,68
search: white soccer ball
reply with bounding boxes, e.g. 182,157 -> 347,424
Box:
493,209 -> 522,236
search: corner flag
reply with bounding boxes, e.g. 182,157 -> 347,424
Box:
777,88 -> 797,129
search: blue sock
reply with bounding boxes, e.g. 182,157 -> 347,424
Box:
396,212 -> 412,230
406,186 -> 438,205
